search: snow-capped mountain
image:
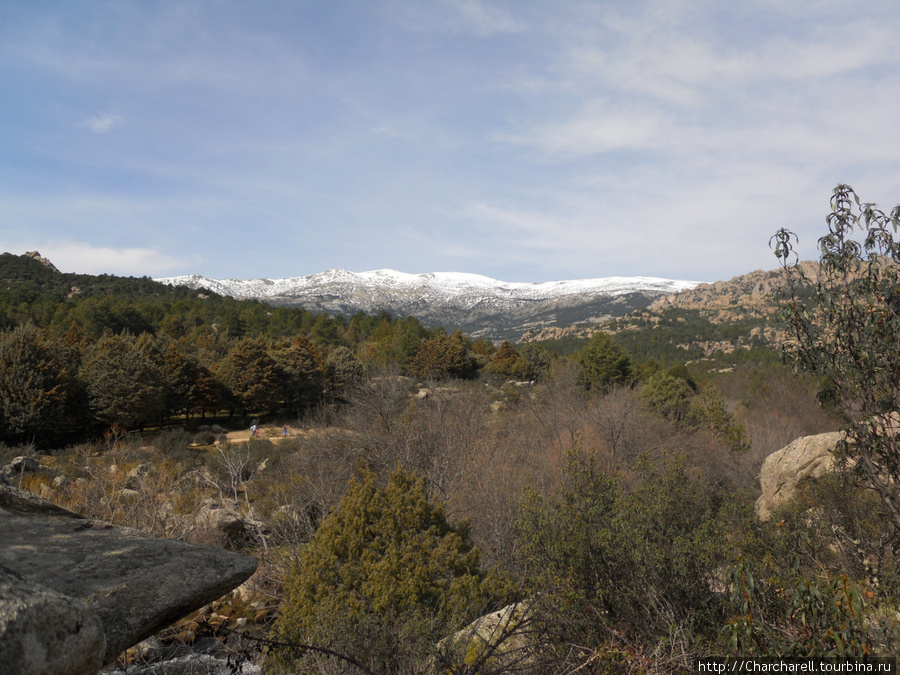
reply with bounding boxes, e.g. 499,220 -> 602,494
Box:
155,269 -> 704,341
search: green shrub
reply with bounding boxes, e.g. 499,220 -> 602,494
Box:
153,428 -> 194,454
270,467 -> 514,673
517,449 -> 732,668
720,475 -> 900,657
640,372 -> 692,421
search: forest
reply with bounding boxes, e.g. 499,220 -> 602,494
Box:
4,186 -> 900,674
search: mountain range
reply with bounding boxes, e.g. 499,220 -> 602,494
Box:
155,269 -> 704,341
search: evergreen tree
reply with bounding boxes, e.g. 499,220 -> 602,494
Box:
271,335 -> 326,415
0,324 -> 68,443
486,340 -> 521,377
216,336 -> 281,414
325,345 -> 365,392
640,372 -> 692,422
79,332 -> 165,429
577,331 -> 633,391
190,366 -> 229,420
408,331 -> 478,380
518,343 -> 552,381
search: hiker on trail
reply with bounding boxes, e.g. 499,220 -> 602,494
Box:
250,424 -> 257,438
282,424 -> 288,437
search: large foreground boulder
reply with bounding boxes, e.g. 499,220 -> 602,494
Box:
0,565 -> 106,675
0,484 -> 257,671
756,431 -> 843,521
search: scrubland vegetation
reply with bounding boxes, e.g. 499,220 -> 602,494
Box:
3,186 -> 900,672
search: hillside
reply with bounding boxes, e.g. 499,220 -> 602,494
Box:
0,251 -> 341,340
522,263 -> 819,366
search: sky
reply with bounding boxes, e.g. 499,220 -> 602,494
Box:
2,1 -> 900,284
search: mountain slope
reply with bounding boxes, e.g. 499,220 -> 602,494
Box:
599,264 -> 820,364
156,269 -> 704,341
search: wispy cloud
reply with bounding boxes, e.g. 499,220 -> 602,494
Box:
395,0 -> 529,38
444,0 -> 529,36
81,113 -> 124,134
499,103 -> 670,156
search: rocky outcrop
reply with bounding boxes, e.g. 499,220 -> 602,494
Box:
648,262 -> 821,315
756,431 -> 843,521
23,251 -> 60,273
0,484 -> 257,671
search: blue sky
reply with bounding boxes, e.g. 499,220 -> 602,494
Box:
2,1 -> 899,283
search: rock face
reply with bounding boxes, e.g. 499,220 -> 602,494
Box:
756,431 -> 843,521
648,262 -> 821,316
0,484 -> 258,670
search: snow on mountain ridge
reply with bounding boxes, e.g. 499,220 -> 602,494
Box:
154,268 -> 705,340
157,268 -> 703,300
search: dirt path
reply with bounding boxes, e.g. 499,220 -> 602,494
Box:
224,425 -> 300,443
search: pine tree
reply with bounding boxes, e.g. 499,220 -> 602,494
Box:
486,340 -> 521,377
79,332 -> 165,429
271,335 -> 326,415
577,332 -> 633,391
0,324 -> 68,443
215,336 -> 281,415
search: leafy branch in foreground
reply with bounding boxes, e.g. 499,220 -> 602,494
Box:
772,184 -> 900,532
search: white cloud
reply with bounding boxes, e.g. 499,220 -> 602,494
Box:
39,244 -> 185,276
81,113 -> 124,134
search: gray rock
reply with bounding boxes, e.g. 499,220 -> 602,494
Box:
0,484 -> 257,666
756,431 -> 843,521
439,601 -> 534,672
0,564 -> 106,675
188,499 -> 267,549
6,457 -> 40,474
125,464 -> 150,490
